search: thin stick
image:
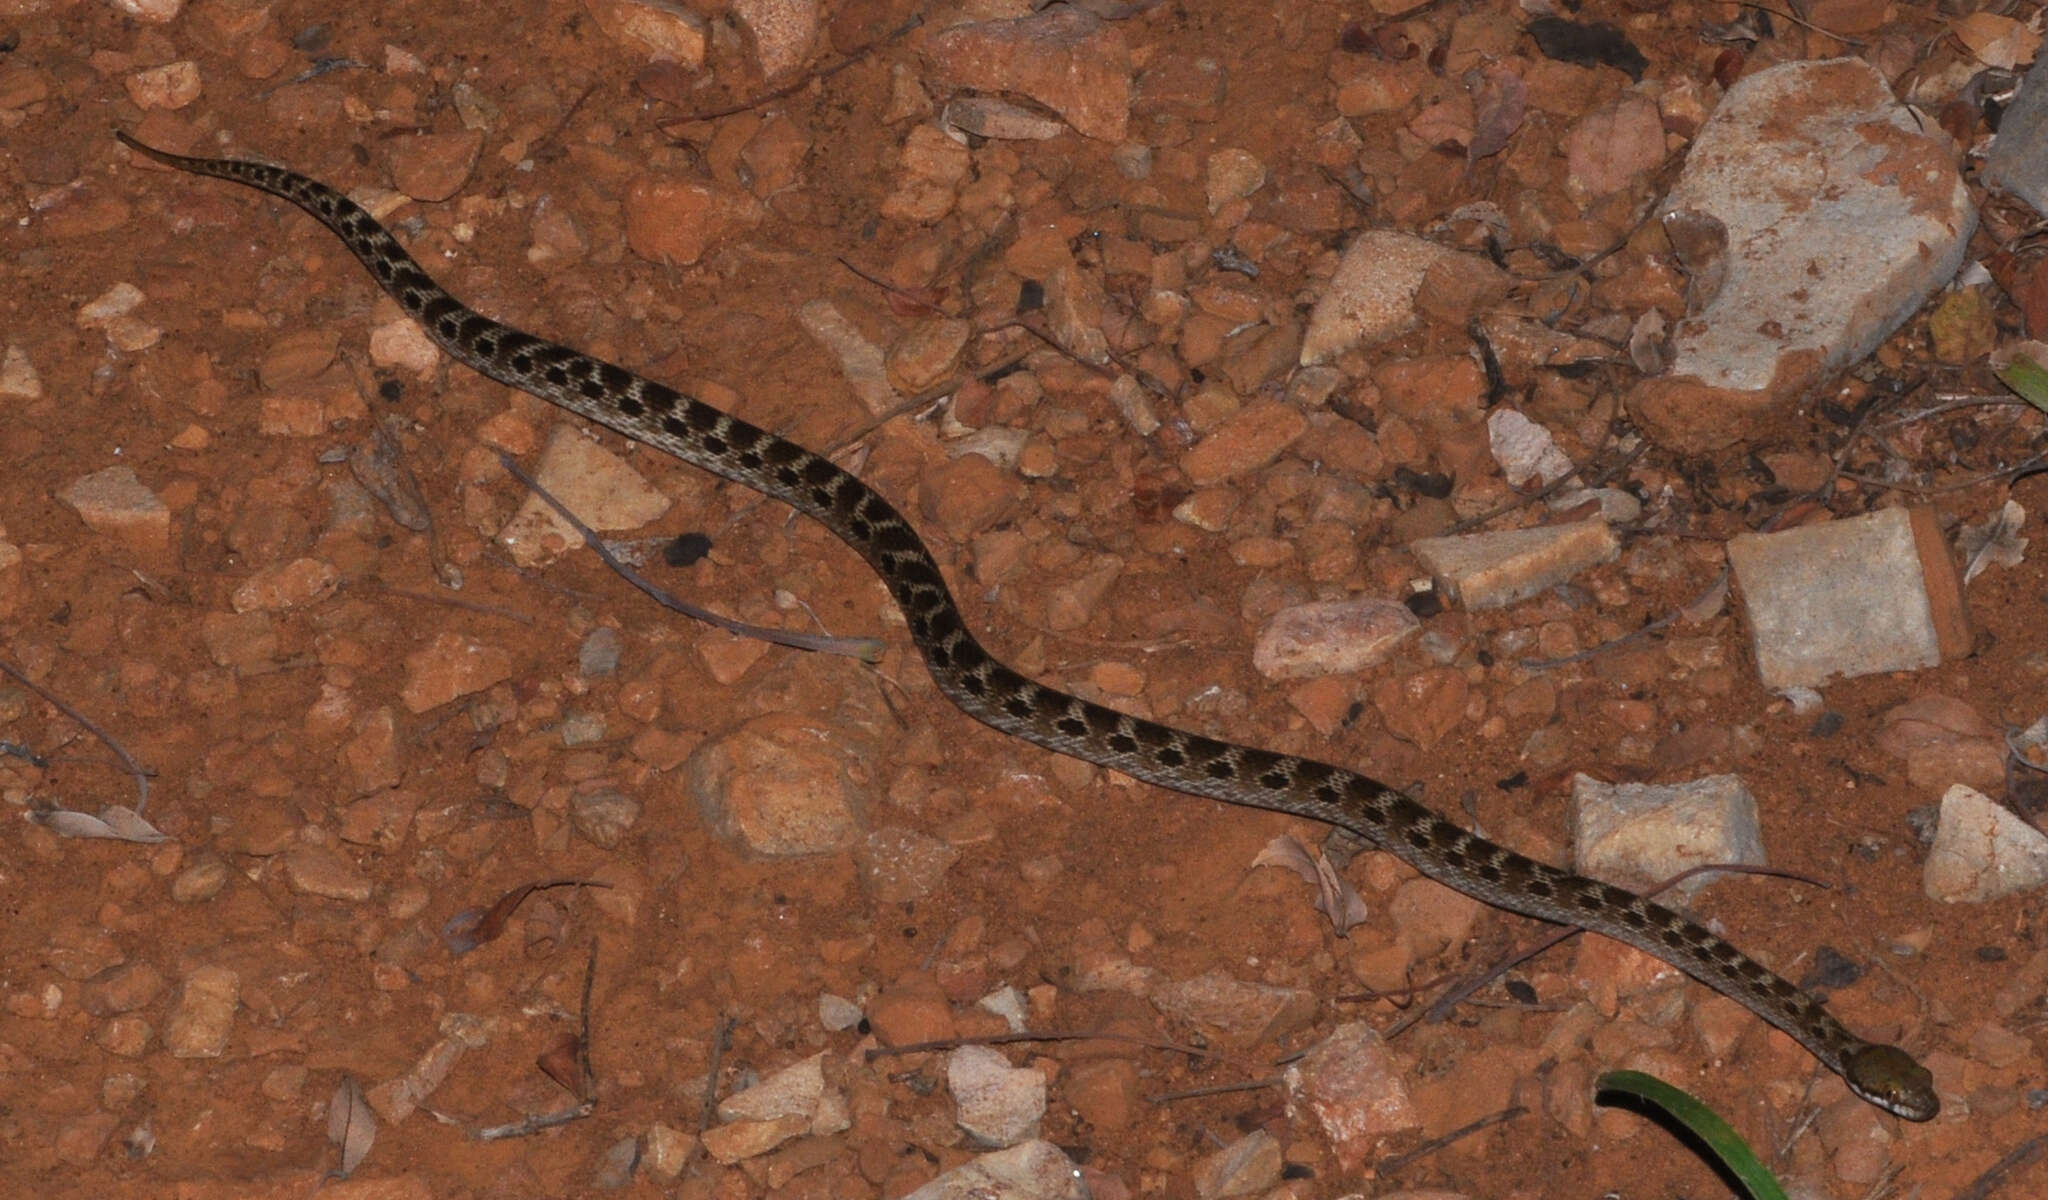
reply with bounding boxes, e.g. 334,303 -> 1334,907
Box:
0,656 -> 154,816
496,451 -> 883,662
866,1028 -> 1262,1074
672,15 -> 923,123
1376,1105 -> 1527,1174
1145,1076 -> 1285,1104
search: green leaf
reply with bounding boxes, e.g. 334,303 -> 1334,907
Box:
1997,354 -> 2048,413
1595,1070 -> 1788,1200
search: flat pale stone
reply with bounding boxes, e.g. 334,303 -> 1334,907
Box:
1925,784 -> 2048,902
900,1140 -> 1086,1200
1630,59 -> 1975,451
1728,506 -> 1970,689
1571,773 -> 1765,903
1409,519 -> 1619,610
498,426 -> 671,567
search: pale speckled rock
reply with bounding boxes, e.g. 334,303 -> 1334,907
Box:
1571,773 -> 1765,903
1726,506 -> 1970,689
1300,231 -> 1455,364
59,466 -> 170,554
948,1044 -> 1046,1147
498,426 -> 671,568
686,713 -> 870,857
1193,1129 -> 1282,1199
1629,59 -> 1975,452
732,0 -> 818,80
799,299 -> 900,415
923,8 -> 1131,142
1252,598 -> 1419,680
584,0 -> 707,66
1284,1023 -> 1420,1170
400,632 -> 514,713
1148,969 -> 1316,1042
165,965 -> 239,1058
0,345 -> 42,399
1409,519 -> 1619,610
1925,784 -> 2048,902
860,825 -> 960,902
900,1139 -> 1087,1200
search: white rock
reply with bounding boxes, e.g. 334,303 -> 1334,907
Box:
1925,784 -> 2048,902
901,1139 -> 1085,1200
1571,773 -> 1766,903
947,1045 -> 1046,1147
1300,231 -> 1456,364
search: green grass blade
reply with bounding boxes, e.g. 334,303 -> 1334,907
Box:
1595,1070 -> 1788,1200
1997,354 -> 2048,413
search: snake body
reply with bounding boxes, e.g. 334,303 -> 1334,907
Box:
114,133 -> 1938,1121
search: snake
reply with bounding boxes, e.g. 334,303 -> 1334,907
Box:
113,132 -> 1939,1122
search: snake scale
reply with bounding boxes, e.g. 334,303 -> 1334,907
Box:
114,132 -> 1938,1121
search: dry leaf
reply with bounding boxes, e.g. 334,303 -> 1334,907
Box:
442,879 -> 607,955
1251,834 -> 1370,934
29,805 -> 170,843
328,1076 -> 377,1178
537,1032 -> 588,1098
1958,499 -> 2027,585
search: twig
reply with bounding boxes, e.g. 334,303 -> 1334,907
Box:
1840,448 -> 2048,496
0,656 -> 155,816
671,15 -> 923,123
496,451 -> 883,662
474,1101 -> 597,1140
866,1028 -> 1261,1074
1955,1132 -> 2048,1200
1376,1105 -> 1527,1173
1145,1076 -> 1285,1104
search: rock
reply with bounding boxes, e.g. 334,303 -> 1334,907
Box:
1148,969 -> 1316,1042
400,632 -> 515,713
859,825 -> 960,902
923,8 -> 1131,141
900,1139 -> 1087,1200
1877,695 -> 2007,792
1571,773 -> 1766,903
1487,409 -> 1575,487
868,970 -> 957,1046
1409,519 -> 1619,610
1251,598 -> 1419,680
1371,666 -> 1469,750
1726,506 -> 1971,689
283,845 -> 376,902
1179,403 -> 1310,485
1982,49 -> 2048,215
1301,232 -> 1502,363
948,1044 -> 1046,1147
799,299 -> 900,415
1192,1130 -> 1281,1198
685,714 -> 870,857
1925,784 -> 2048,902
585,0 -> 707,66
1628,59 -> 1974,451
732,0 -> 818,80
701,1115 -> 807,1162
59,466 -> 170,554
1284,1023 -> 1420,1170
498,426 -> 672,567
717,1052 -> 830,1125
165,965 -> 239,1058
387,130 -> 482,202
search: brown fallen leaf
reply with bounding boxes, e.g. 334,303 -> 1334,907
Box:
537,1032 -> 587,1099
1959,499 -> 2027,586
1251,834 -> 1370,935
328,1075 -> 376,1178
443,879 -> 610,955
28,804 -> 170,843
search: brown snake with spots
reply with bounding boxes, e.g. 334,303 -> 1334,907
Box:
115,132 -> 1938,1121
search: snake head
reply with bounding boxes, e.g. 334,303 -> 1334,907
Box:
1844,1044 -> 1939,1121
